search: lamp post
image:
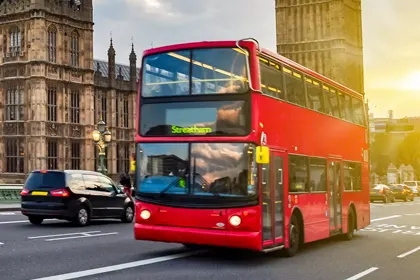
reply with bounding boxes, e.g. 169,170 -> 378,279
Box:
92,119 -> 112,175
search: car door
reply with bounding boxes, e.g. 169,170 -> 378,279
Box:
82,174 -> 107,217
98,176 -> 126,217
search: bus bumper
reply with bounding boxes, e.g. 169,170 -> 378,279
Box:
134,223 -> 262,251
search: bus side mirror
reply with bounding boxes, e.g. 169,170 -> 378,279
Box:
256,146 -> 270,164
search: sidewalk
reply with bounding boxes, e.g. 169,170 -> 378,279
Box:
0,203 -> 21,211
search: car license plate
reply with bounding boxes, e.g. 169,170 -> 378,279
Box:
32,191 -> 48,196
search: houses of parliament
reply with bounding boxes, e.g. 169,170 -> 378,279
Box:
0,0 -> 363,183
0,0 -> 137,183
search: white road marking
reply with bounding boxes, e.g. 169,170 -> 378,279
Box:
0,242 -> 4,245
45,232 -> 119,241
0,220 -> 28,225
28,231 -> 101,239
345,267 -> 379,280
30,250 -> 206,280
0,212 -> 16,215
397,246 -> 420,258
370,215 -> 401,222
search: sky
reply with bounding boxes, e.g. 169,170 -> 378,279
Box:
92,0 -> 420,118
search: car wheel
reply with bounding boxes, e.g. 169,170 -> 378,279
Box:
121,204 -> 134,223
73,205 -> 90,227
29,216 -> 44,225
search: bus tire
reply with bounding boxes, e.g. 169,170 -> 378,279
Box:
283,215 -> 301,257
344,209 -> 355,241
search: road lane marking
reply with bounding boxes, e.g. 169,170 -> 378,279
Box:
371,215 -> 401,222
0,212 -> 16,215
28,231 -> 101,239
45,232 -> 119,241
30,250 -> 207,280
397,246 -> 420,258
345,267 -> 378,280
0,242 -> 3,245
0,220 -> 28,225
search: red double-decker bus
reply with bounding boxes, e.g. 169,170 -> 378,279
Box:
133,38 -> 370,257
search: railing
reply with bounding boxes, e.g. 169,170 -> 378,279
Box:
0,184 -> 23,203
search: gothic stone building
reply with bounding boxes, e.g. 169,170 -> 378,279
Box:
0,0 -> 138,184
275,0 -> 364,93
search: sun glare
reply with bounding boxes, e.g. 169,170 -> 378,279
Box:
401,72 -> 420,90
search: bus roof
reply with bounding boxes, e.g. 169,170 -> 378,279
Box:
142,40 -> 364,99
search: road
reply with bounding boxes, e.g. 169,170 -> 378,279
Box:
1,200 -> 420,280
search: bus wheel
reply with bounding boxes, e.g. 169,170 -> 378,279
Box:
283,215 -> 300,257
344,210 -> 355,241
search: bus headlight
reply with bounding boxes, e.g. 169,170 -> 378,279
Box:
140,210 -> 151,220
229,215 -> 241,226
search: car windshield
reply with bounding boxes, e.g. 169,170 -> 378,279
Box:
405,181 -> 416,186
141,48 -> 249,97
136,143 -> 258,198
391,185 -> 403,190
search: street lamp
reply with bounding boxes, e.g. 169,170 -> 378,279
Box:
92,119 -> 112,174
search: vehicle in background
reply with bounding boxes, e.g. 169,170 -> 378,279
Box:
21,170 -> 135,226
134,38 -> 370,257
404,181 -> 420,196
389,184 -> 414,201
370,184 -> 395,203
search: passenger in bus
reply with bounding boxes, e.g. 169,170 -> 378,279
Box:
217,66 -> 248,94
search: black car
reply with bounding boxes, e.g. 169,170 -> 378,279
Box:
20,170 -> 134,226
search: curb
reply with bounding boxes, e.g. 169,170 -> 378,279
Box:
0,206 -> 21,212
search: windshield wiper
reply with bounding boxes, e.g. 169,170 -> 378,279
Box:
158,177 -> 183,197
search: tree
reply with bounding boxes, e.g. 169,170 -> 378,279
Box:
370,133 -> 392,175
396,132 -> 420,179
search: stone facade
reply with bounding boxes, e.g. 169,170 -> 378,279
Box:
0,0 -> 138,183
275,0 -> 364,93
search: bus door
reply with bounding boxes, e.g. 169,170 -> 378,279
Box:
328,159 -> 343,232
262,150 -> 285,246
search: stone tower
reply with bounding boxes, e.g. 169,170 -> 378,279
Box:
0,0 -> 94,183
275,0 -> 364,93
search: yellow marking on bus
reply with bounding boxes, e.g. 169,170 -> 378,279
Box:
259,57 -> 269,63
283,68 -> 292,74
144,77 -> 247,86
233,47 -> 249,56
167,52 -> 247,81
293,72 -> 302,78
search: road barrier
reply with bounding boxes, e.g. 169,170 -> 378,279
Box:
0,184 -> 23,203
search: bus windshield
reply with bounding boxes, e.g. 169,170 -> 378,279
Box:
136,143 -> 258,200
141,48 -> 249,97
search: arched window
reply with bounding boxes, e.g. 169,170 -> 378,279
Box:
47,25 -> 57,62
70,30 -> 79,67
9,26 -> 21,53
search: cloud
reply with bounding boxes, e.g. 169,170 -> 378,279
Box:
92,0 -> 418,117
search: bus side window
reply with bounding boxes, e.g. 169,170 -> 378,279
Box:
259,60 -> 285,100
306,78 -> 323,113
284,68 -> 306,107
288,155 -> 309,193
352,97 -> 366,126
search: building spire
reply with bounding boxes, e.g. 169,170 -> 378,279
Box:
129,38 -> 136,61
108,32 -> 115,56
